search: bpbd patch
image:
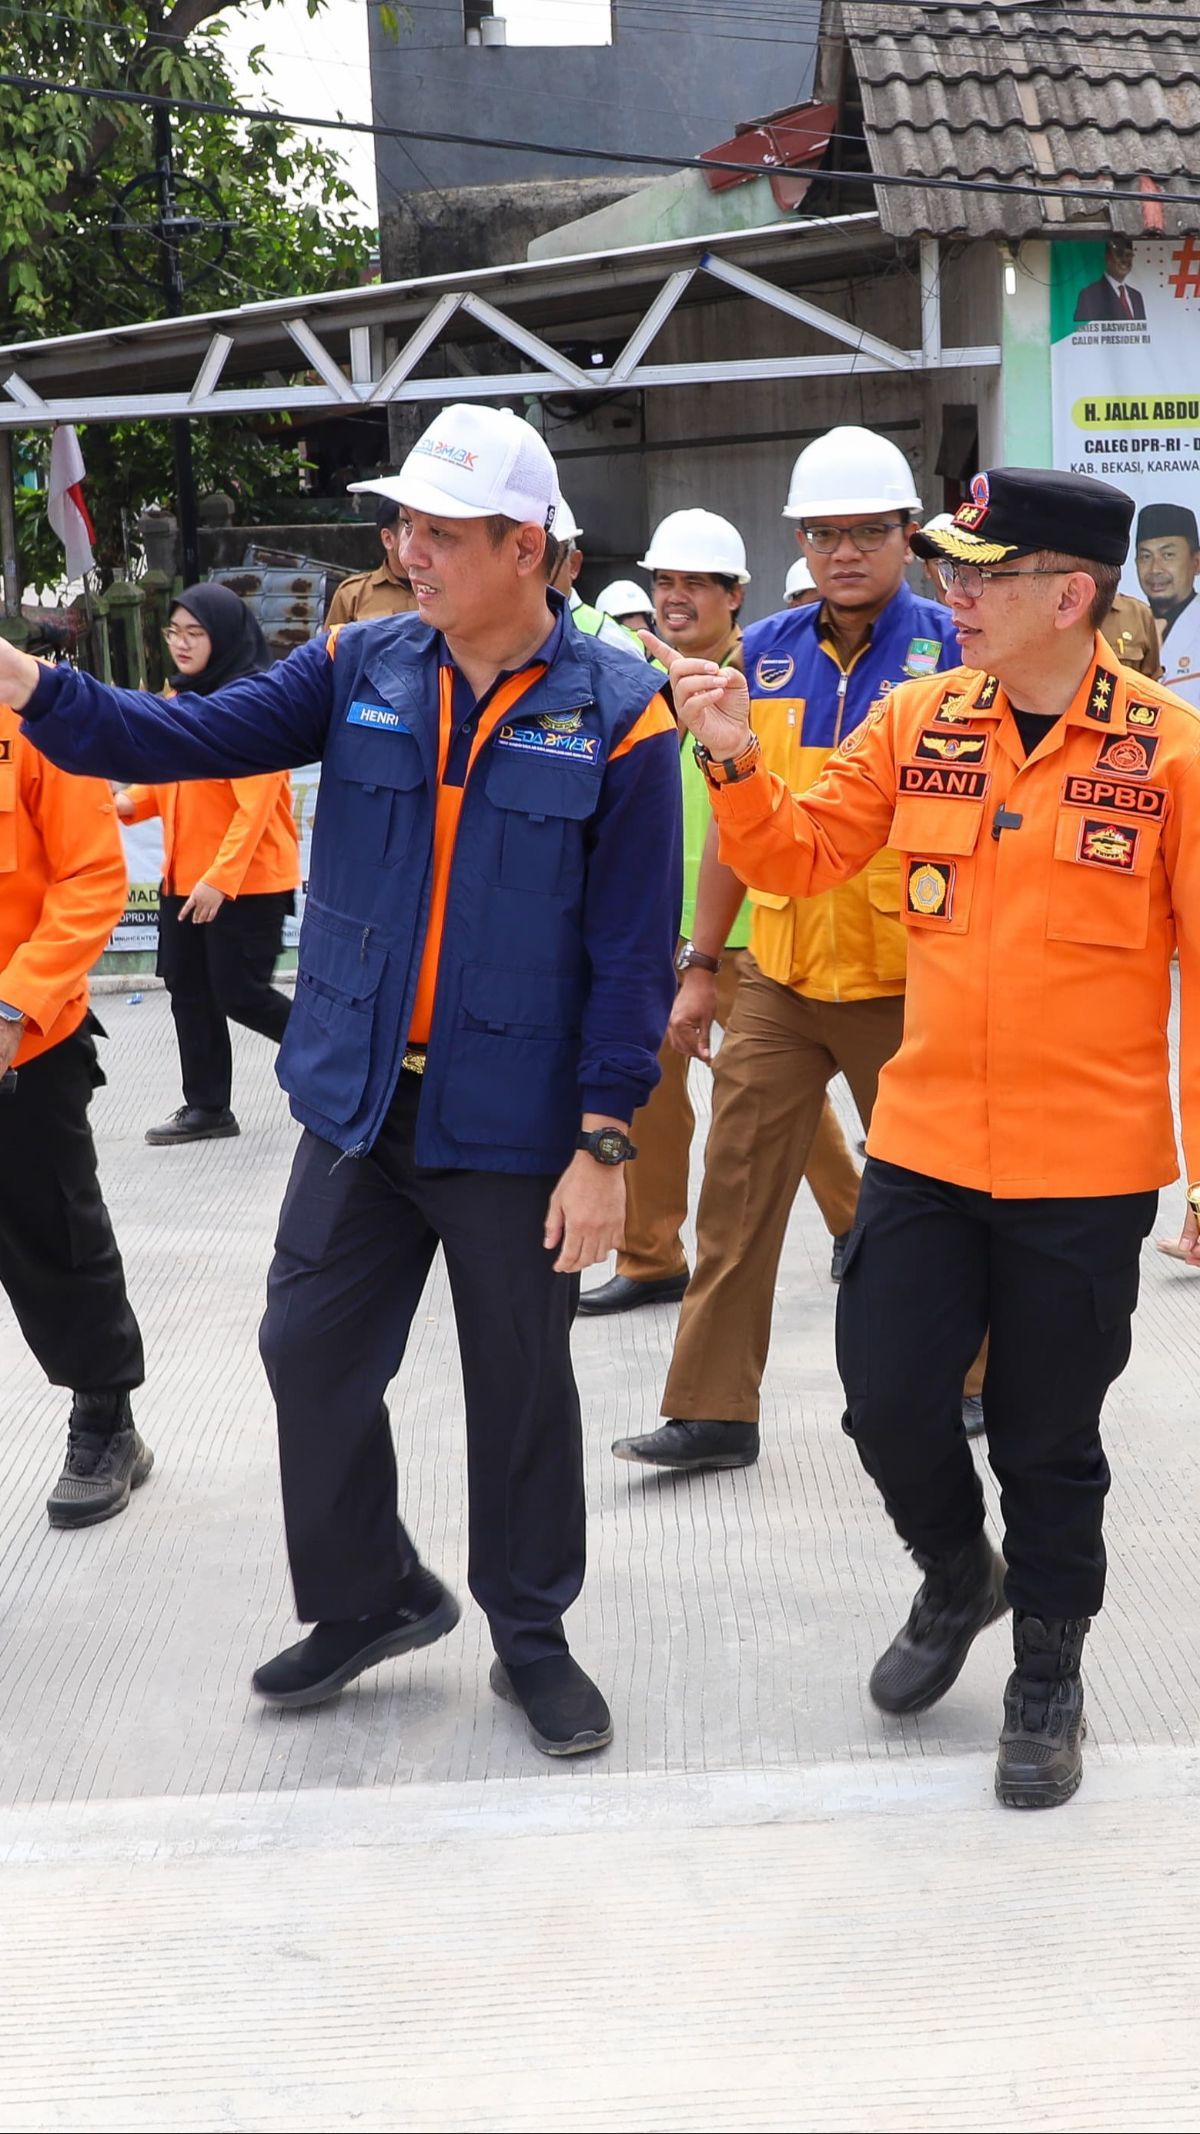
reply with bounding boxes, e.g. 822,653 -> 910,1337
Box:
905,859 -> 956,918
1061,774 -> 1166,822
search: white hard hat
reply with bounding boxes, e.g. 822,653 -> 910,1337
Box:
552,495 -> 582,543
784,556 -> 815,599
640,508 -> 751,585
783,426 -> 922,520
595,578 -> 653,621
349,404 -> 557,524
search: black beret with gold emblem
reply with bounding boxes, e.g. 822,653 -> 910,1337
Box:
911,468 -> 1134,568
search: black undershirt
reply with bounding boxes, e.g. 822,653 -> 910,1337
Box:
1010,706 -> 1063,759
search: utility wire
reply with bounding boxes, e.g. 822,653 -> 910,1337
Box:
4,67 -> 1200,212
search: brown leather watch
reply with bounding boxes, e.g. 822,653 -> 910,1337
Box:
675,940 -> 721,975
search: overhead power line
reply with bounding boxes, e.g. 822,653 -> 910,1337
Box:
4,67 -> 1200,214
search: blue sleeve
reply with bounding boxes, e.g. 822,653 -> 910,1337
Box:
579,725 -> 682,1122
20,637 -> 335,783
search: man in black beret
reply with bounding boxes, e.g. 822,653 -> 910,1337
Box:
1135,503 -> 1200,707
648,464 -> 1200,1813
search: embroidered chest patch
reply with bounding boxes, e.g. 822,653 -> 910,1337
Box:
1094,733 -> 1159,776
914,730 -> 988,762
1076,819 -> 1139,870
905,859 -> 956,917
494,721 -> 600,761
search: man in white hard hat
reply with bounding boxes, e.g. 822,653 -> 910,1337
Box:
784,557 -> 817,607
548,502 -> 647,655
8,403 -> 682,1759
581,506 -> 863,1317
614,427 -> 962,1472
597,580 -> 655,632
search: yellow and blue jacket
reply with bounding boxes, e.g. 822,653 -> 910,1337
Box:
742,581 -> 959,1000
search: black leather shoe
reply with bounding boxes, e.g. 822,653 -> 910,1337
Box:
995,1613 -> 1089,1810
962,1394 -> 986,1439
830,1232 -> 850,1282
252,1565 -> 460,1708
46,1397 -> 154,1528
490,1653 -> 613,1756
145,1105 -> 240,1146
869,1532 -> 1008,1715
611,1418 -> 759,1471
577,1270 -> 689,1315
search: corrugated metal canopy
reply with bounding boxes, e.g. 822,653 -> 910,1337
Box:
841,0 -> 1200,241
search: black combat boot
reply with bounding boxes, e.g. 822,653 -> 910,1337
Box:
869,1530 -> 1008,1714
995,1612 -> 1089,1810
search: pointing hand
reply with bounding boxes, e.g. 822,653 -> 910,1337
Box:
639,629 -> 754,762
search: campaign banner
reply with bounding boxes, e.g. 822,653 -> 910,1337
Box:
1050,236 -> 1200,620
111,814 -> 164,952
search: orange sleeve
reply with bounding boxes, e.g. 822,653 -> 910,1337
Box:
608,691 -> 676,763
1162,738 -> 1200,1185
120,783 -> 161,824
203,773 -> 290,899
709,698 -> 899,896
0,754 -> 127,1036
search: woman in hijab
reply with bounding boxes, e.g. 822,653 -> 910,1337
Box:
116,583 -> 301,1145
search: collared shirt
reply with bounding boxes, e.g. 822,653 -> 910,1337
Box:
708,636 -> 1200,1197
1101,593 -> 1161,683
323,562 -> 418,628
406,610 -> 563,1044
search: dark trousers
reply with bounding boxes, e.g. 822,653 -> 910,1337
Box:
158,889 -> 293,1113
836,1159 -> 1157,1619
258,1076 -> 584,1664
0,1019 -> 144,1395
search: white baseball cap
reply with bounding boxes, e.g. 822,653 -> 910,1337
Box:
348,404 -> 558,525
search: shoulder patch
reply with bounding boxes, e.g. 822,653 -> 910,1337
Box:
755,654 -> 795,691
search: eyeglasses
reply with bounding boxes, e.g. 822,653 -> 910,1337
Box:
164,624 -> 208,645
802,520 -> 905,554
933,561 -> 1073,599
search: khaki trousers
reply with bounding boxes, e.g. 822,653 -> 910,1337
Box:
662,959 -> 906,1424
619,950 -> 862,1283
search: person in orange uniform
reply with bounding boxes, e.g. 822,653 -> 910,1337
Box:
117,584 -> 300,1145
324,491 -> 419,626
653,466 -> 1199,1812
0,703 -> 151,1527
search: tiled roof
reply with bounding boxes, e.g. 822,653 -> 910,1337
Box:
838,1 -> 1200,239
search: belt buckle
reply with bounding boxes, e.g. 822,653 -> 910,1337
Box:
402,1048 -> 427,1076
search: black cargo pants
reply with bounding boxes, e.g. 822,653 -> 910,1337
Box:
836,1158 -> 1157,1619
259,1073 -> 585,1664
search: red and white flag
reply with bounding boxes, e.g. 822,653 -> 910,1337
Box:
48,424 -> 96,581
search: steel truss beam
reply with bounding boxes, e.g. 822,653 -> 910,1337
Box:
0,240 -> 997,428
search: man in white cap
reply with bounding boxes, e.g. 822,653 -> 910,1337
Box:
581,506 -> 863,1318
7,403 -> 681,1759
614,429 -> 962,1472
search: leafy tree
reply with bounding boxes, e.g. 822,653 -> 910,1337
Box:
0,1 -> 374,583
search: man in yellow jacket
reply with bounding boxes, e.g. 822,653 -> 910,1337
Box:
0,704 -> 150,1527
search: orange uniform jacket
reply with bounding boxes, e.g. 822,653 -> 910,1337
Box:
0,702 -> 127,1067
121,773 -> 300,899
708,637 -> 1200,1198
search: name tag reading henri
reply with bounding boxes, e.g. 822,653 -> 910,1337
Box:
347,700 -> 410,731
